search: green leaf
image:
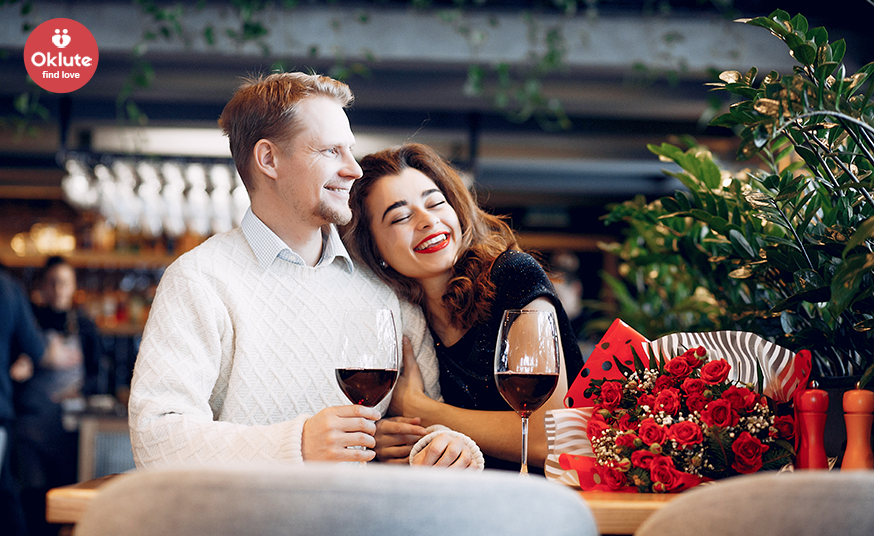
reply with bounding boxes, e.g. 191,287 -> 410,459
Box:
831,39 -> 846,67
630,346 -> 647,376
793,43 -> 818,66
790,13 -> 809,35
729,229 -> 757,259
843,216 -> 874,258
612,356 -> 634,378
830,253 -> 874,316
660,196 -> 682,214
860,364 -> 874,389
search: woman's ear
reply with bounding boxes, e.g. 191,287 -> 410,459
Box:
253,139 -> 279,180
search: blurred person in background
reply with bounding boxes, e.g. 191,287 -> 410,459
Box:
13,256 -> 104,536
2,265 -> 47,536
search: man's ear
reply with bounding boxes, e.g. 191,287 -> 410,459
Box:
253,139 -> 280,180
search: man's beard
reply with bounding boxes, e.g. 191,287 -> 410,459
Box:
318,200 -> 351,226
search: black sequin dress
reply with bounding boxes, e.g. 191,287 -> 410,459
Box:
431,250 -> 585,472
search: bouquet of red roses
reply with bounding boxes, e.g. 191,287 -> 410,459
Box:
584,346 -> 795,493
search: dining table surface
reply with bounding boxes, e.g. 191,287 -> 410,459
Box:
46,472 -> 679,535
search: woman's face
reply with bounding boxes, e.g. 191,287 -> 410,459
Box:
43,264 -> 76,311
365,167 -> 462,283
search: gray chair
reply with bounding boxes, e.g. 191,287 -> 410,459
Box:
73,463 -> 598,536
635,471 -> 874,536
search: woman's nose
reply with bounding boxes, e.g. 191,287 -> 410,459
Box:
416,210 -> 440,229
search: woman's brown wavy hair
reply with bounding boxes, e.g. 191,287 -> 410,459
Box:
345,143 -> 517,329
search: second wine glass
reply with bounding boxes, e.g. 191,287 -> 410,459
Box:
494,309 -> 561,475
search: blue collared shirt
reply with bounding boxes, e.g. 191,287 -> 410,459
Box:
240,207 -> 354,273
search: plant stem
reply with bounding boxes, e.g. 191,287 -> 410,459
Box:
769,198 -> 816,270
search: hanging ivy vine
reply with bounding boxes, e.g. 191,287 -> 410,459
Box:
3,0 -> 741,133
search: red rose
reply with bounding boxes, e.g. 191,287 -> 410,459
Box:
599,380 -> 624,412
685,393 -> 709,413
601,465 -> 629,491
615,433 -> 638,449
587,412 -> 611,440
655,388 -> 681,415
618,413 -> 639,431
638,418 -> 666,445
723,385 -> 759,412
654,375 -> 675,393
637,393 -> 656,410
668,421 -> 704,446
631,449 -> 656,469
648,455 -> 685,492
731,431 -> 768,474
681,377 -> 705,394
700,359 -> 732,385
773,415 -> 795,441
664,357 -> 693,378
700,399 -> 739,428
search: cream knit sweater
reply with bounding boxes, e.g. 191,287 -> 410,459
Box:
128,228 -> 441,467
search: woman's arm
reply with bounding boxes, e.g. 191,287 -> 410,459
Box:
389,297 -> 569,467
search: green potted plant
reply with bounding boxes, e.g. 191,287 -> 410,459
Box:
600,9 -> 874,392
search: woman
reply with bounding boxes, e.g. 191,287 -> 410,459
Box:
346,143 -> 584,471
15,256 -> 104,536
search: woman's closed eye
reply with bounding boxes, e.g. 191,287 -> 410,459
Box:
390,212 -> 412,225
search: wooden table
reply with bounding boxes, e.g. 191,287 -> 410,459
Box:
47,474 -> 678,535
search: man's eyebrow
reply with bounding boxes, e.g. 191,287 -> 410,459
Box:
382,200 -> 408,222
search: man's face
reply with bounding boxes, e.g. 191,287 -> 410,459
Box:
275,96 -> 362,228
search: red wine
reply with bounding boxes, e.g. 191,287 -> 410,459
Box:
495,372 -> 559,417
335,368 -> 398,407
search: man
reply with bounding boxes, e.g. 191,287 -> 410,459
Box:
128,72 -> 481,468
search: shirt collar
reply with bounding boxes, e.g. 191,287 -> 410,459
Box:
240,207 -> 354,272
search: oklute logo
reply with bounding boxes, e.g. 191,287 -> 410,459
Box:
24,18 -> 98,93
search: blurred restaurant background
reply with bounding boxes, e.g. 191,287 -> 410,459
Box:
0,0 -> 870,478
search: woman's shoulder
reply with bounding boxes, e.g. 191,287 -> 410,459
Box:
491,249 -> 546,278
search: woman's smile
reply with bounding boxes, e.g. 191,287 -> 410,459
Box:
414,232 -> 450,253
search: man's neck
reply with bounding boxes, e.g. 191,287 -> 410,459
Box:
251,203 -> 325,267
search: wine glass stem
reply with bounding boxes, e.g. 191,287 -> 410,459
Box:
520,415 -> 530,475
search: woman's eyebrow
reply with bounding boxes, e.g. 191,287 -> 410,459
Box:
382,200 -> 408,222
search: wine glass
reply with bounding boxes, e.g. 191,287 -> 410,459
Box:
336,309 -> 399,462
494,309 -> 561,475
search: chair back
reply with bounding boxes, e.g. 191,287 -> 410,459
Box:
635,471 -> 874,536
74,463 -> 598,536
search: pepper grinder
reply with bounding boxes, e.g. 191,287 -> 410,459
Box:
796,381 -> 829,470
841,382 -> 874,470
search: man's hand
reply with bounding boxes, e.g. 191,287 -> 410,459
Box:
374,416 -> 427,463
411,433 -> 477,469
301,405 -> 381,462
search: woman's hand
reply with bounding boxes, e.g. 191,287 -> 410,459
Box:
410,433 -> 477,469
373,416 -> 427,463
388,337 -> 427,418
